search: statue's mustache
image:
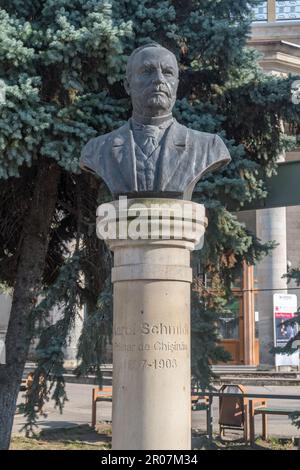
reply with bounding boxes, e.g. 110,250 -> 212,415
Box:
147,84 -> 171,98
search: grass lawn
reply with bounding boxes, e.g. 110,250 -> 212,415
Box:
10,423 -> 111,450
193,433 -> 298,450
10,424 -> 298,450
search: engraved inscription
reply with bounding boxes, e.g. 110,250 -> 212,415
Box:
124,358 -> 178,370
141,322 -> 188,335
114,321 -> 189,371
114,322 -> 189,336
154,340 -> 188,352
114,340 -> 188,353
114,342 -> 136,352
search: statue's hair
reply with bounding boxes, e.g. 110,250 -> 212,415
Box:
126,42 -> 177,81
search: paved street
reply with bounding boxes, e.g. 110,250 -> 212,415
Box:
12,383 -> 300,439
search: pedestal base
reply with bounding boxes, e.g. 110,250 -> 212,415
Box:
96,198 -> 207,450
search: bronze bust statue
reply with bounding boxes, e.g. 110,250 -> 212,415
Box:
80,43 -> 231,200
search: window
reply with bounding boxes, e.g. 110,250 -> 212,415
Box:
218,298 -> 240,340
276,0 -> 300,20
252,1 -> 300,22
252,1 -> 267,21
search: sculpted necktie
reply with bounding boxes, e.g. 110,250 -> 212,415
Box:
135,125 -> 160,157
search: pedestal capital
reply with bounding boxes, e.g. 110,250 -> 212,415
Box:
96,198 -> 207,252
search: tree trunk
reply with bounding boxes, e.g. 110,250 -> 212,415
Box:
0,158 -> 61,450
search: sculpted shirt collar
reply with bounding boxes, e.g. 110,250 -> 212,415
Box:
130,115 -> 174,152
131,113 -> 174,130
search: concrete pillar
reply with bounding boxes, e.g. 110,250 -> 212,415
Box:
96,198 -> 206,450
49,304 -> 85,369
267,0 -> 276,23
256,207 -> 287,365
0,292 -> 12,364
0,293 -> 11,335
64,306 -> 85,369
286,205 -> 300,292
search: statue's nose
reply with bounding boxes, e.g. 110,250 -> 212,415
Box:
152,68 -> 164,84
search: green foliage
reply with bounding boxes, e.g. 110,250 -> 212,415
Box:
1,0 -> 300,424
191,278 -> 232,389
21,253 -> 81,433
0,281 -> 13,296
286,268 -> 300,286
75,279 -> 113,383
21,253 -> 113,435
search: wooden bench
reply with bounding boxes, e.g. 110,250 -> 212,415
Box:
191,393 -> 213,438
191,394 -> 210,411
194,390 -> 300,445
92,387 -> 112,428
20,372 -> 34,391
92,388 -> 211,430
249,402 -> 299,445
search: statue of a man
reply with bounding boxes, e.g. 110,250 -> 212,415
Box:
80,42 -> 231,200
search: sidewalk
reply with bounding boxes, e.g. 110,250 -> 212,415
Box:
12,383 -> 300,439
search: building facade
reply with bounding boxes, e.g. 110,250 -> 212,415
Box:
245,0 -> 300,365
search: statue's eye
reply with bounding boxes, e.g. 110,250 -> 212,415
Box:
163,69 -> 174,76
141,67 -> 153,75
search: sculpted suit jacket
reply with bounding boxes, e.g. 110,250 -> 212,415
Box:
80,119 -> 231,200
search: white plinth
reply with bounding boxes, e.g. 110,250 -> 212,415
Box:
96,198 -> 207,450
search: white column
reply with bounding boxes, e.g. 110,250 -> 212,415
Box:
96,198 -> 207,450
63,306 -> 85,369
256,207 -> 287,365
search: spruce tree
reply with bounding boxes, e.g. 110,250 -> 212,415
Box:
1,0 -> 300,448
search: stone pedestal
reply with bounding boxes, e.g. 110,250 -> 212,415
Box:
96,198 -> 206,450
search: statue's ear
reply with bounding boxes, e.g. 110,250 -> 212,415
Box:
124,77 -> 131,96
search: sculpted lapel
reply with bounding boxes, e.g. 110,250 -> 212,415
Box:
111,123 -> 138,192
156,121 -> 188,191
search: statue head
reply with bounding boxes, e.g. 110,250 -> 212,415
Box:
124,43 -> 179,119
